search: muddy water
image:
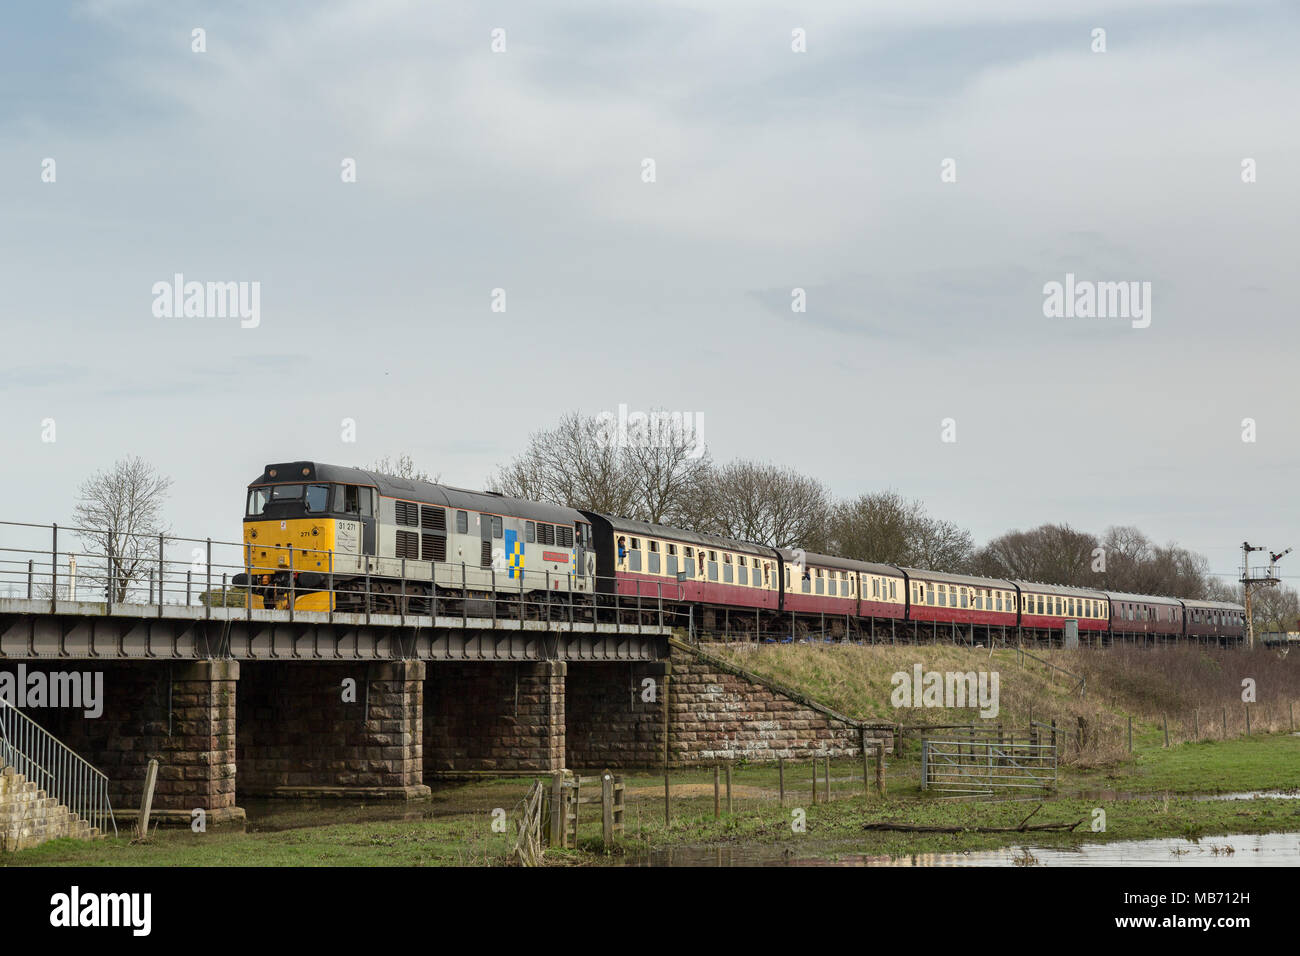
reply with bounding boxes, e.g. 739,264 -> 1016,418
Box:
620,832 -> 1300,867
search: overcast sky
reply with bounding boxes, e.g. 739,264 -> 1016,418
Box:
2,0 -> 1297,586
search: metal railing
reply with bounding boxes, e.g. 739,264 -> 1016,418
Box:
921,729 -> 1057,794
0,518 -> 687,632
0,696 -> 117,837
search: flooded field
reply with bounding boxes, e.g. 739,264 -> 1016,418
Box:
620,831 -> 1300,867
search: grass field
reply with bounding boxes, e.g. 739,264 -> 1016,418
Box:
6,733 -> 1297,867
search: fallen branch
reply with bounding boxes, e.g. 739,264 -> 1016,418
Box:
862,819 -> 1083,834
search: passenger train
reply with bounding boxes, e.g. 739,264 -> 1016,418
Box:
233,461 -> 1246,645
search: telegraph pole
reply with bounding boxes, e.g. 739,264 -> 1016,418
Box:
1240,542 -> 1289,648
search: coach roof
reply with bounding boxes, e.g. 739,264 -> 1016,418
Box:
777,549 -> 900,577
902,568 -> 1016,590
591,514 -> 775,558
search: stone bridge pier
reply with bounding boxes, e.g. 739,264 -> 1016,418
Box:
236,662 -> 429,800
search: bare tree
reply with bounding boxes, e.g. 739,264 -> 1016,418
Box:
704,460 -> 830,549
491,410 -> 706,522
365,454 -> 438,483
972,524 -> 1099,583
911,515 -> 976,572
829,491 -> 922,565
1248,582 -> 1300,636
622,416 -> 712,526
72,457 -> 172,602
829,491 -> 973,569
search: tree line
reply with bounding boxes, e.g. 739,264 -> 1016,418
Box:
489,410 -> 1261,609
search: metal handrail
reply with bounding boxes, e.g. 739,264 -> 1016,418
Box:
0,696 -> 117,838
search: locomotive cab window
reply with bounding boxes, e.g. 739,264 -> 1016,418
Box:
526,521 -> 535,543
304,484 -> 329,513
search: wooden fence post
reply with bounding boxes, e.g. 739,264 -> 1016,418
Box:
1162,713 -> 1169,748
137,758 -> 159,839
601,772 -> 614,849
663,770 -> 670,826
713,765 -> 720,820
875,742 -> 885,796
549,772 -> 562,846
779,756 -> 785,808
862,740 -> 870,798
725,764 -> 733,816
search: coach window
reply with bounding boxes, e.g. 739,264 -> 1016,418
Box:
938,585 -> 947,607
960,588 -> 968,609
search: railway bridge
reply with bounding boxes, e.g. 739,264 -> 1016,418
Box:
0,595 -> 674,826
0,520 -> 888,832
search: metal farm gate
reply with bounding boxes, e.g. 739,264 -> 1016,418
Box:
921,729 -> 1057,795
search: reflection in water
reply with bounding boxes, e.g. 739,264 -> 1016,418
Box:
623,832 -> 1300,867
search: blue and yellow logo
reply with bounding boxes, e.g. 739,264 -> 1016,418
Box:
504,529 -> 525,579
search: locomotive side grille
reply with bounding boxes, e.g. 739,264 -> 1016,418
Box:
556,526 -> 574,548
395,501 -> 418,526
420,506 -> 446,531
538,523 -> 555,546
480,539 -> 493,568
422,533 -> 447,563
395,530 -> 420,560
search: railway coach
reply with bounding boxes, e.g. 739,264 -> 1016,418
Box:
582,512 -> 780,615
903,568 -> 1019,637
1015,581 -> 1109,638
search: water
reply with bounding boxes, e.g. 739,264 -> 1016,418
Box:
622,832 -> 1300,866
1067,789 -> 1299,803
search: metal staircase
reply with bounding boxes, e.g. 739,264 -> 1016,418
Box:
0,697 -> 117,850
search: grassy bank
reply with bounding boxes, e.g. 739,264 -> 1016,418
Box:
711,642 -> 1300,767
